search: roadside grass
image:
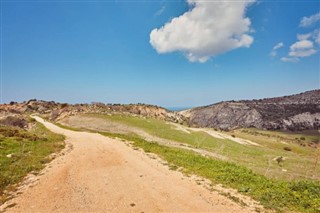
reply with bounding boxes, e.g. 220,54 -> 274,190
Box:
225,128 -> 320,179
98,131 -> 320,213
0,123 -> 65,204
228,128 -> 319,153
239,128 -> 319,144
73,114 -> 320,181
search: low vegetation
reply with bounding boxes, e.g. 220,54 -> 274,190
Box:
232,128 -> 319,147
0,122 -> 65,204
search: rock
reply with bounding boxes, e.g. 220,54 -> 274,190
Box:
181,90 -> 320,131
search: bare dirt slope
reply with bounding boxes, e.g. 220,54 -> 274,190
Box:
2,116 -> 254,213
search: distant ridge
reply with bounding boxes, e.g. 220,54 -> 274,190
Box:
0,100 -> 186,124
179,90 -> 320,131
1,90 -> 319,131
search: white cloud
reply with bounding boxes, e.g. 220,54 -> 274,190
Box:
270,52 -> 277,57
288,40 -> 317,57
281,57 -> 299,63
270,42 -> 283,57
281,39 -> 317,62
273,42 -> 284,50
281,14 -> 320,63
297,33 -> 312,40
155,6 -> 165,16
289,48 -> 316,57
299,12 -> 320,27
150,0 -> 255,62
313,29 -> 320,44
291,39 -> 313,49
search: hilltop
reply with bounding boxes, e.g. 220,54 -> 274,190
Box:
1,90 -> 319,131
180,90 -> 320,131
0,100 -> 186,129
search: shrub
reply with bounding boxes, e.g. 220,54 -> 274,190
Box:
0,116 -> 28,128
27,99 -> 37,104
60,103 -> 68,108
283,147 -> 292,151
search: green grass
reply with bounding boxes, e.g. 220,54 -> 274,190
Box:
229,128 -> 319,151
90,113 -> 225,147
98,131 -> 320,213
76,113 -> 320,181
0,123 -> 65,204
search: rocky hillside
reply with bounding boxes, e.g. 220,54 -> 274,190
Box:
0,100 -> 186,124
180,90 -> 320,131
1,90 -> 319,131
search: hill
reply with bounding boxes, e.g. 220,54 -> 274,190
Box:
2,90 -> 319,131
0,100 -> 186,127
180,90 -> 320,131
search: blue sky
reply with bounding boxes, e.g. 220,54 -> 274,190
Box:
1,0 -> 319,107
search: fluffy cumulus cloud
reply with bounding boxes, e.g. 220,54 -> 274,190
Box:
281,39 -> 316,63
299,12 -> 320,27
150,0 -> 255,62
270,42 -> 284,57
289,40 -> 316,57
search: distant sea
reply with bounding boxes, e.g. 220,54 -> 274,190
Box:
165,107 -> 192,111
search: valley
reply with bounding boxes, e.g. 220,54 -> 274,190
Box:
0,90 -> 319,212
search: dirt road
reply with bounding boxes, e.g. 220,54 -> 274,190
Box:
2,116 -> 253,213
